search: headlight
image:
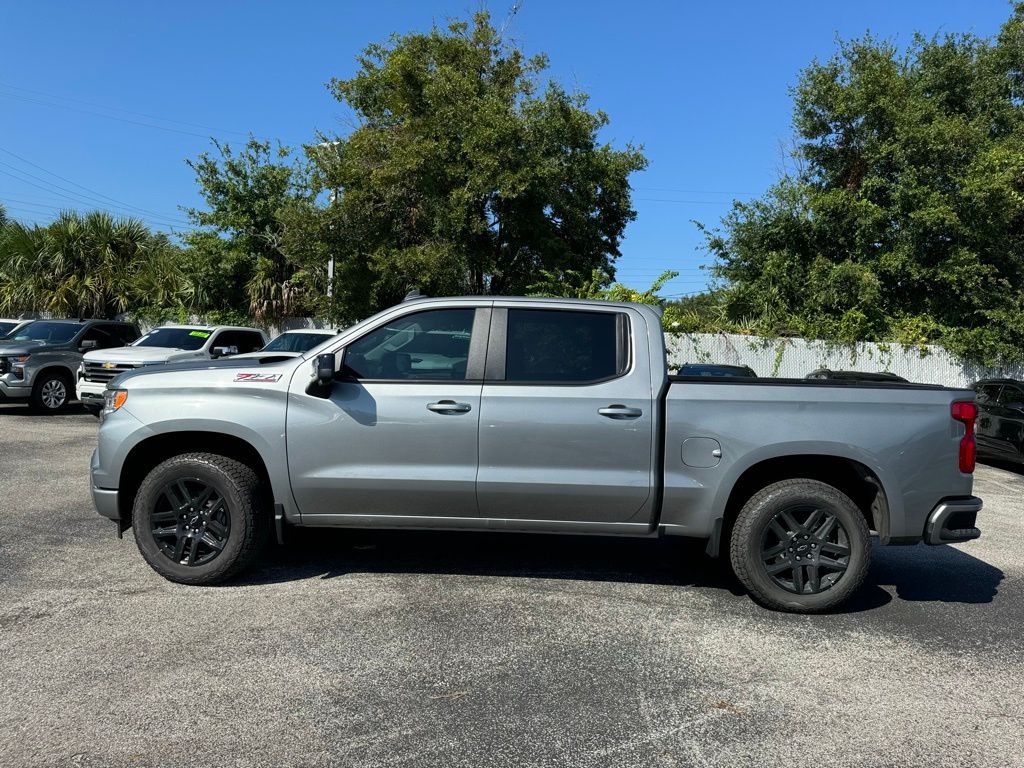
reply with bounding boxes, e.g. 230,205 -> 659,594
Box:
102,388 -> 128,418
77,362 -> 85,379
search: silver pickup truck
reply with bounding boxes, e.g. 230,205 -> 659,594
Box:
90,296 -> 983,612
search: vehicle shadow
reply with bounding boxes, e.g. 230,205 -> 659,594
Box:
0,402 -> 91,417
868,542 -> 1003,604
979,456 -> 1024,476
237,528 -> 1004,611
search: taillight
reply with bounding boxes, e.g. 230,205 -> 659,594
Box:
952,400 -> 978,473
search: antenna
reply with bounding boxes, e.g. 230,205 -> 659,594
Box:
403,289 -> 427,302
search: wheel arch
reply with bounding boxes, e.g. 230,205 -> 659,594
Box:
712,453 -> 891,557
117,431 -> 273,528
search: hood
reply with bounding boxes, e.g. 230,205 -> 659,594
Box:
110,357 -> 298,387
0,341 -> 66,356
83,346 -> 201,365
231,351 -> 303,361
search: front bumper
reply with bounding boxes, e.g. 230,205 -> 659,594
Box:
77,379 -> 106,408
924,497 -> 983,545
0,376 -> 31,400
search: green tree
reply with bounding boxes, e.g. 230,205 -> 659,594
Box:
186,139 -> 319,323
704,5 -> 1024,362
0,211 -> 190,319
314,11 -> 647,313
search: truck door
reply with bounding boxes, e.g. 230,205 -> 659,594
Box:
286,306 -> 488,520
476,306 -> 657,525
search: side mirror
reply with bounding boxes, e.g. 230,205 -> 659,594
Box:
79,339 -> 98,351
315,353 -> 337,387
211,345 -> 239,358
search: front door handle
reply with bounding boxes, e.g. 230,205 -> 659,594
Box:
427,400 -> 472,414
598,404 -> 643,419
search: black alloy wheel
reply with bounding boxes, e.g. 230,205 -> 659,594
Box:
150,478 -> 232,566
759,505 -> 851,594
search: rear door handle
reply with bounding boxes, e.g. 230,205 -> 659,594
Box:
427,400 -> 472,413
598,404 -> 643,419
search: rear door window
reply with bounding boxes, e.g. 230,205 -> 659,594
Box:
503,309 -> 626,384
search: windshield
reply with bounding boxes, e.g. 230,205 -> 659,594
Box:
133,328 -> 213,351
0,321 -> 17,337
262,332 -> 334,353
7,321 -> 84,345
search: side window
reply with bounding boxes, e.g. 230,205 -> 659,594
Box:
81,326 -> 120,350
97,324 -> 133,347
344,309 -> 476,381
114,325 -> 141,344
505,309 -> 625,384
237,331 -> 265,353
210,331 -> 262,354
978,384 -> 1001,404
998,386 -> 1023,405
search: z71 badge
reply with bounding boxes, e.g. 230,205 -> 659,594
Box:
234,373 -> 283,383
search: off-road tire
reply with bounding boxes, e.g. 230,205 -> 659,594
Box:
29,370 -> 72,413
132,452 -> 270,585
729,478 -> 871,613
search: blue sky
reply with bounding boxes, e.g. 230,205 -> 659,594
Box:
0,1 -> 1013,299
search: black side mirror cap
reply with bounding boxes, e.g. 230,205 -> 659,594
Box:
315,353 -> 336,387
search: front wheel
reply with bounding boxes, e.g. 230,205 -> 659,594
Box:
29,371 -> 72,413
729,479 -> 871,613
132,453 -> 270,585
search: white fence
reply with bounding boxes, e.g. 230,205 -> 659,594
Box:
666,332 -> 1024,388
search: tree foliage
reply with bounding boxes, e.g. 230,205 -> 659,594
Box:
0,211 -> 190,319
314,11 -> 647,313
186,139 -> 320,323
705,4 -> 1024,363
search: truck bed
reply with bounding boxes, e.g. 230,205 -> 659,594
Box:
660,376 -> 975,545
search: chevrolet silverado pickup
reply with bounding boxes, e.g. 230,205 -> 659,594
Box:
90,296 -> 983,612
0,319 -> 140,412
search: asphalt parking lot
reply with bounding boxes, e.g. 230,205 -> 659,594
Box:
1,403 -> 1022,768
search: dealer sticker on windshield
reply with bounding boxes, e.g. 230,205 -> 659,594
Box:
234,373 -> 283,383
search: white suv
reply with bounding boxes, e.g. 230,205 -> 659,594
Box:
77,324 -> 267,414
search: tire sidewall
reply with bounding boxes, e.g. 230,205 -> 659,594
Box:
132,457 -> 253,582
736,483 -> 870,612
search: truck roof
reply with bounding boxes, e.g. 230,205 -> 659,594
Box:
155,324 -> 263,332
401,295 -> 663,313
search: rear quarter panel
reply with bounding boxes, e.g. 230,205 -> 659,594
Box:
662,381 -> 975,541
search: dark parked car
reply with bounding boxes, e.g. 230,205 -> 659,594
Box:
806,369 -> 908,383
677,363 -> 757,378
973,379 -> 1024,462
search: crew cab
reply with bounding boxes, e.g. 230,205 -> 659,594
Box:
90,297 -> 983,612
0,319 -> 140,412
77,324 -> 267,414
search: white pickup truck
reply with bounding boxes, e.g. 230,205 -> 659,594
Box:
77,324 -> 266,414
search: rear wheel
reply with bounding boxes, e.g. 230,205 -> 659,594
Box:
729,479 -> 870,613
29,371 -> 72,413
132,453 -> 270,585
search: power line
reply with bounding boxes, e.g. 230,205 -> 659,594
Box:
0,146 -> 191,224
0,165 -> 189,227
0,176 -> 186,230
0,80 -> 263,139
